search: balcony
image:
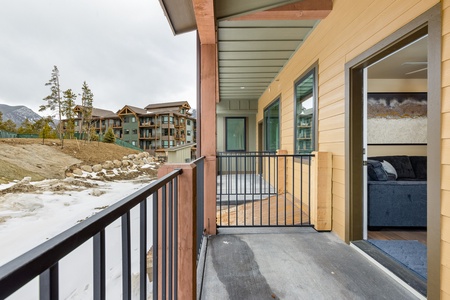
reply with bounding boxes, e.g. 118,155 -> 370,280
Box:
0,153 -> 421,299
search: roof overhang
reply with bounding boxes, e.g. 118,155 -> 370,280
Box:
158,0 -> 332,103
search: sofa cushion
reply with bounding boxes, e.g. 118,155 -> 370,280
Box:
369,156 -> 416,179
381,160 -> 398,180
409,156 -> 427,180
367,160 -> 388,181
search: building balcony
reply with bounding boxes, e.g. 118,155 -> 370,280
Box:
0,153 -> 423,299
140,122 -> 157,127
139,135 -> 159,140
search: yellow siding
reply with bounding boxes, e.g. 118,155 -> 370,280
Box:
256,0 -> 439,242
443,0 -> 450,296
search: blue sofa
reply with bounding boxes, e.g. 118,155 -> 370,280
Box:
367,155 -> 427,228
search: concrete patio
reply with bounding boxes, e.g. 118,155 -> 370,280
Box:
197,227 -> 422,300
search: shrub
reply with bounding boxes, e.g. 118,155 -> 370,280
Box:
103,127 -> 116,143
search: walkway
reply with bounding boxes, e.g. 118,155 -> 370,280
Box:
198,227 -> 422,300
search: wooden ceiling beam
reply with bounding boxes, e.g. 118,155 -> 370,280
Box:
192,0 -> 216,44
227,0 -> 332,21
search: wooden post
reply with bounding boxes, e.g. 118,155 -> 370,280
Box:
199,43 -> 217,235
277,149 -> 287,194
158,163 -> 197,300
311,151 -> 332,231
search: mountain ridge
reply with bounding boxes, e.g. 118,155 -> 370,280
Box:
0,104 -> 42,126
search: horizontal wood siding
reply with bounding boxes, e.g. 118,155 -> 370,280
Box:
442,0 -> 450,296
256,0 -> 439,241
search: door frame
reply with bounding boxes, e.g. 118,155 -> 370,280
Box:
344,4 -> 441,297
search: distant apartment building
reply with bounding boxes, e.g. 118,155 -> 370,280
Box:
72,105 -> 122,138
117,101 -> 196,150
65,101 -> 196,151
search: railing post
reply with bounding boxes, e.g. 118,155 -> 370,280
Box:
311,151 -> 332,231
277,150 -> 287,194
158,163 -> 197,300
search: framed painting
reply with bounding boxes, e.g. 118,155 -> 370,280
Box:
367,92 -> 427,144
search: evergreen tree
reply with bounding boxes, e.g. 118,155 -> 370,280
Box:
62,89 -> 77,139
0,119 -> 17,133
0,112 -> 17,133
17,118 -> 34,134
80,81 -> 94,141
41,65 -> 64,147
37,117 -> 56,144
103,127 -> 116,143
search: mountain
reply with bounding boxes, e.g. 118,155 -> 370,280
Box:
0,104 -> 42,126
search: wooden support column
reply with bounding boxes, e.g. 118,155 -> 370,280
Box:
158,163 -> 197,300
200,43 -> 217,235
311,151 -> 332,231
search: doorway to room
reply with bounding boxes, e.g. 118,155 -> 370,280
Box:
362,35 -> 428,292
345,6 -> 441,297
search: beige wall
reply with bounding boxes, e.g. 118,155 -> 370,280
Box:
368,78 -> 427,92
442,0 -> 450,298
217,99 -> 258,152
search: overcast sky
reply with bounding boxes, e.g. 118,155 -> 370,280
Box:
0,0 -> 197,116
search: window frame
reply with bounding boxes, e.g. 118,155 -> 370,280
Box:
225,117 -> 247,152
264,98 -> 280,152
294,65 -> 318,155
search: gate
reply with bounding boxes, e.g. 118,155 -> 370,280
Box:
216,152 -> 314,227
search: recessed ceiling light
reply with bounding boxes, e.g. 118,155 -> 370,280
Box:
240,87 -> 245,89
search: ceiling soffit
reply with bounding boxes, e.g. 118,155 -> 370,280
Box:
159,0 -> 332,102
215,0 -> 331,102
217,18 -> 319,101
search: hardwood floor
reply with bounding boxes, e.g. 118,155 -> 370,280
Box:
368,228 -> 427,245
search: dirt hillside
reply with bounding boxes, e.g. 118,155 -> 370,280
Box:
0,138 -> 140,184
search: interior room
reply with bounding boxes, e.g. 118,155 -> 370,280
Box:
364,35 -> 428,286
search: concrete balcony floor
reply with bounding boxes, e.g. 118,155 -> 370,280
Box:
197,227 -> 421,300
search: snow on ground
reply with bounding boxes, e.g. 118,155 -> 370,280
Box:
0,176 -> 155,299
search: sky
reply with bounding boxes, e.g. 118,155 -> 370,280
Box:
0,0 -> 197,116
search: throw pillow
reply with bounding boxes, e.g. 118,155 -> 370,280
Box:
367,160 -> 388,181
381,160 -> 397,180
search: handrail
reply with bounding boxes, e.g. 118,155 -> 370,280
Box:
0,169 -> 182,299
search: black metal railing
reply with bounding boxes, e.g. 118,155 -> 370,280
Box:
193,156 -> 205,257
216,152 -> 314,227
0,169 -> 183,299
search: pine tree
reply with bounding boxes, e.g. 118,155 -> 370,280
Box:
80,81 -> 94,141
103,127 -> 116,143
41,65 -> 64,147
17,118 -> 34,134
0,119 -> 17,133
62,89 -> 77,139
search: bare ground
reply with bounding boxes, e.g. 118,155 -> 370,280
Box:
0,138 -> 141,184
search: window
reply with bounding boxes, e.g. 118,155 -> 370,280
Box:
124,129 -> 130,135
132,129 -> 137,134
131,141 -> 136,146
264,100 -> 280,151
295,68 -> 316,154
187,120 -> 191,125
162,116 -> 168,124
124,117 -> 129,123
226,117 -> 246,151
187,130 -> 191,136
131,117 -> 136,123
